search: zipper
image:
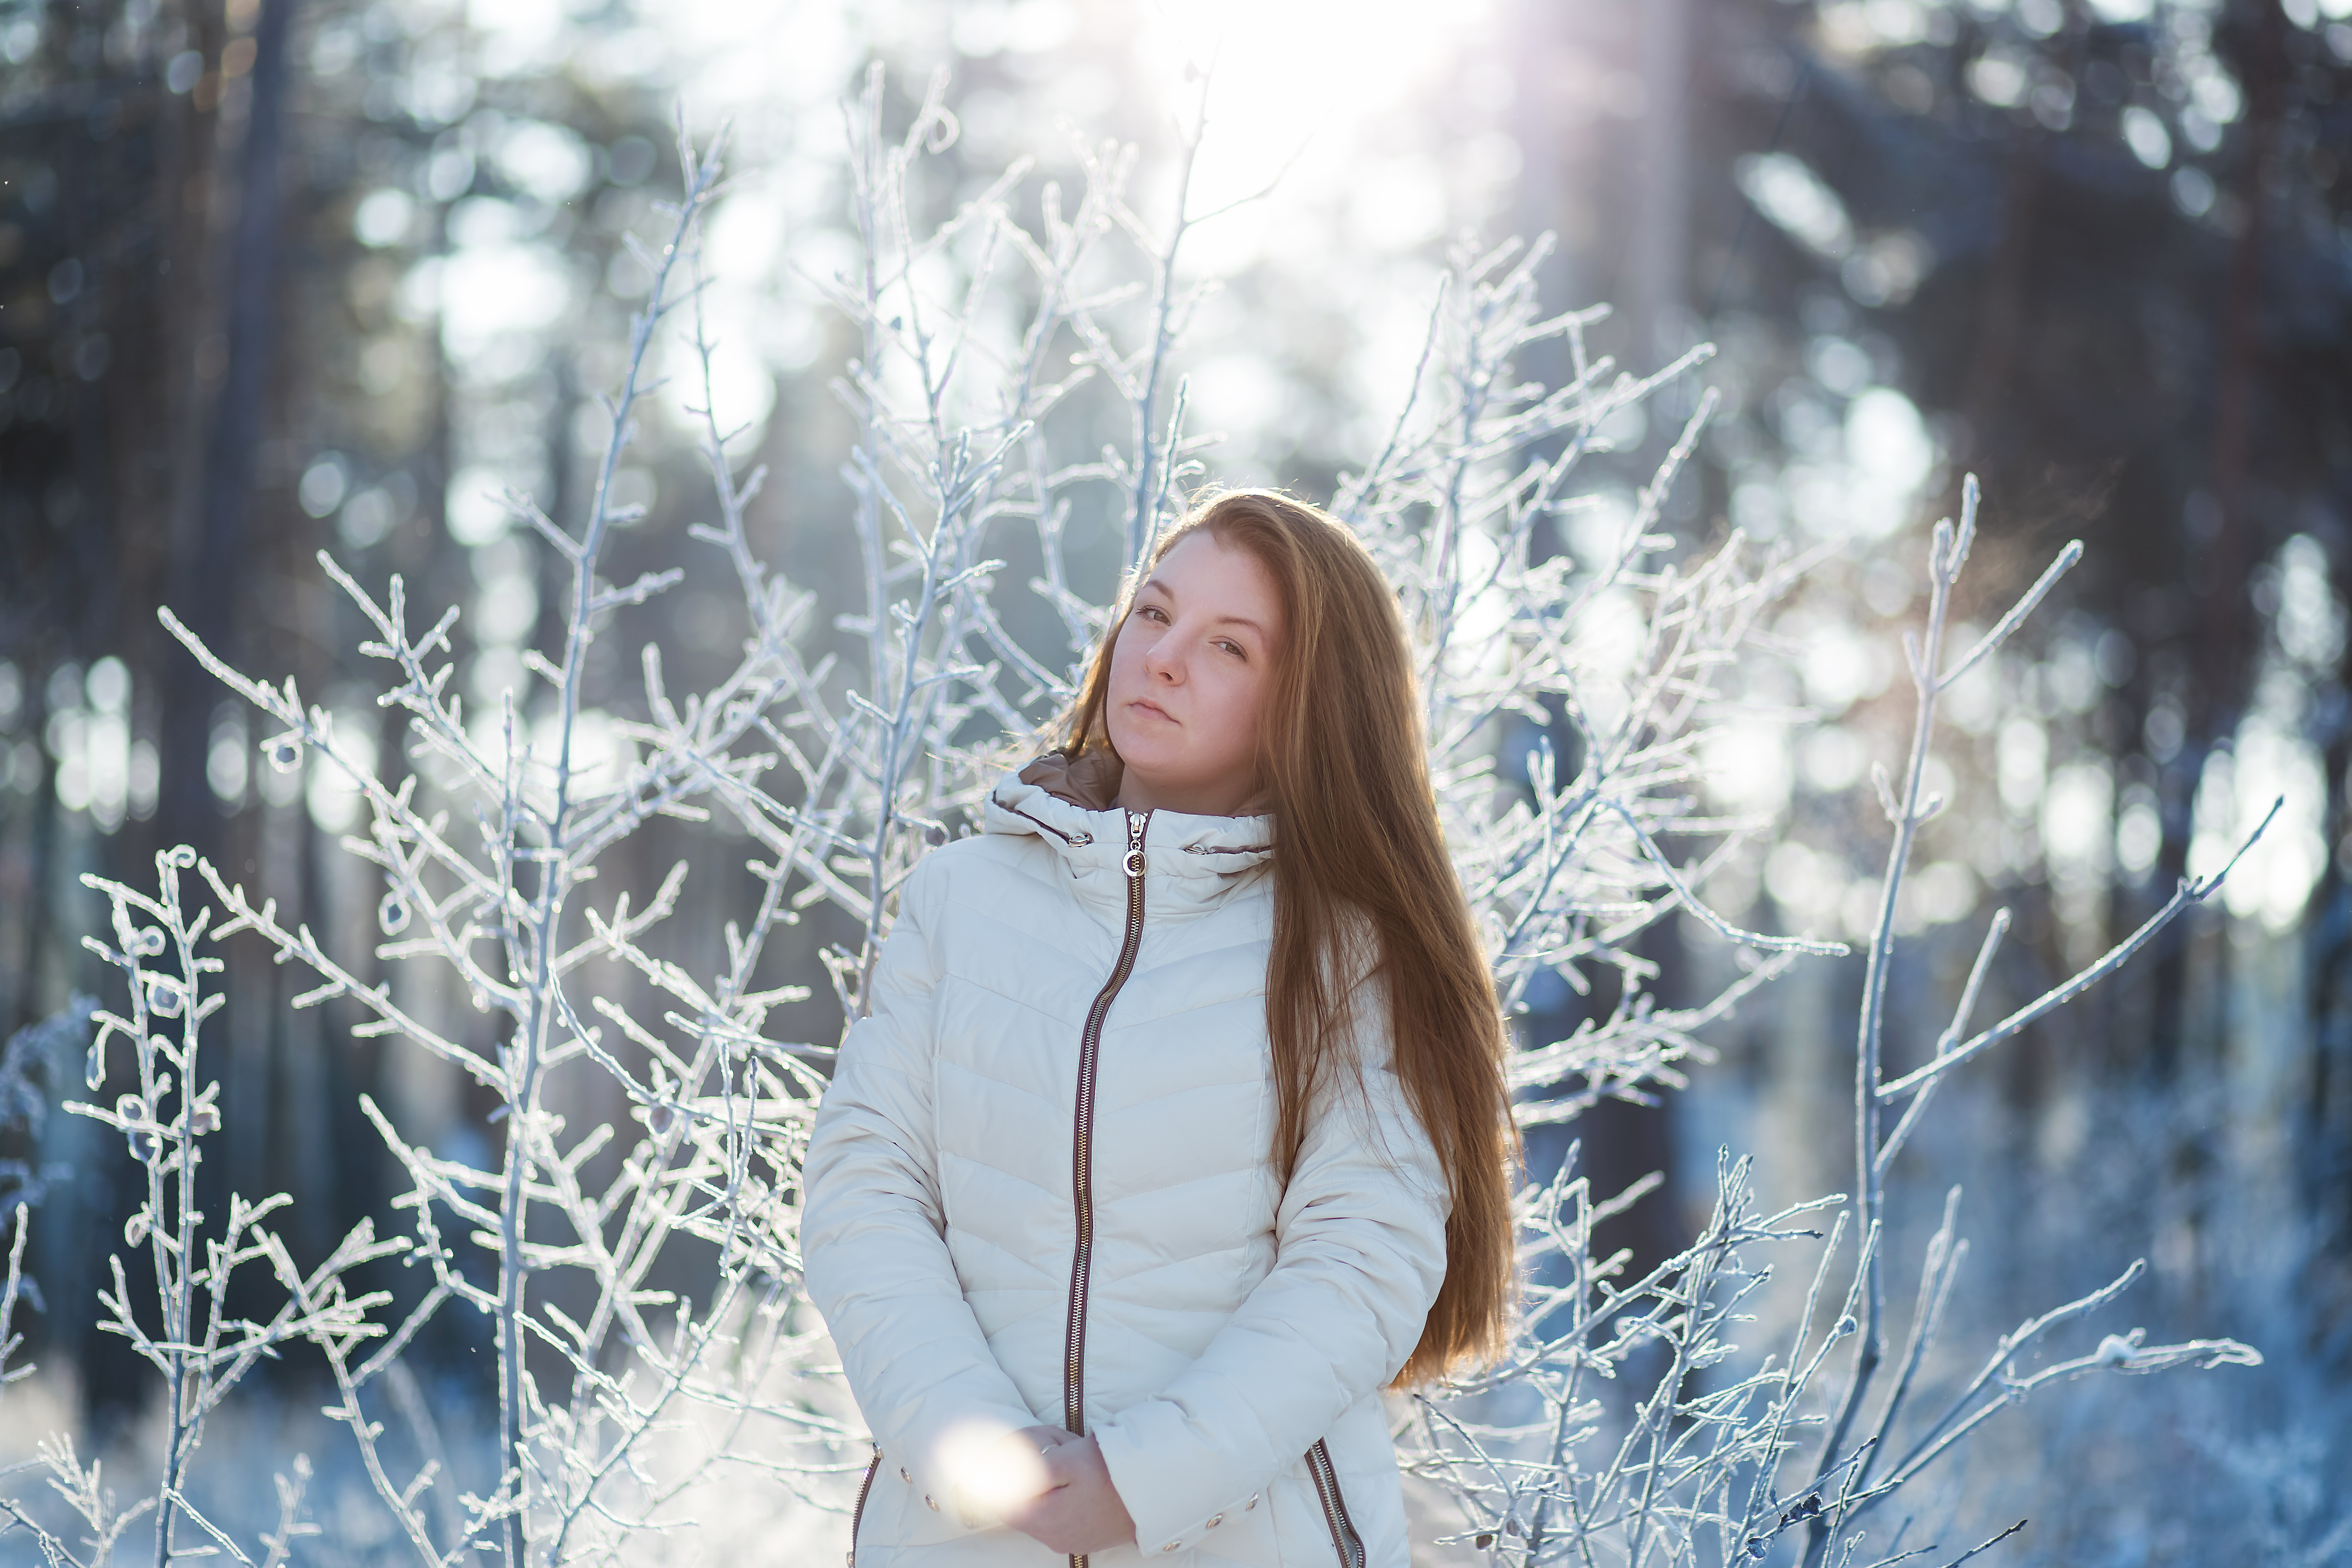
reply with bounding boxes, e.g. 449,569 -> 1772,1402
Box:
846,1445 -> 880,1567
1307,1438 -> 1367,1568
1063,808 -> 1150,1568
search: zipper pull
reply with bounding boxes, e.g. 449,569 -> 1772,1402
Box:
1122,810 -> 1148,879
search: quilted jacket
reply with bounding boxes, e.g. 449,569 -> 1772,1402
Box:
801,753 -> 1452,1567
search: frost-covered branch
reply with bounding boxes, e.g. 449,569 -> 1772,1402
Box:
10,64 -> 2271,1568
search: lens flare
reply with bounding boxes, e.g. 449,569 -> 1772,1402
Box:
936,1422 -> 1054,1519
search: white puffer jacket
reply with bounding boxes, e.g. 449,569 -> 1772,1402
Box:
802,754 -> 1451,1568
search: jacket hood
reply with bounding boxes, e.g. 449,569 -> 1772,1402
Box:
1017,745 -> 1125,812
985,749 -> 1275,917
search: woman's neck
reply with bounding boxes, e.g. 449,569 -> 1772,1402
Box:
1112,771 -> 1266,819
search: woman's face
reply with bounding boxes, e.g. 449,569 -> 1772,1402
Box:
1106,530 -> 1283,818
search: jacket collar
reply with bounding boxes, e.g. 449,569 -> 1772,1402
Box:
985,749 -> 1275,917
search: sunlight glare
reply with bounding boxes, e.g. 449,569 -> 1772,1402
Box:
936,1421 -> 1052,1519
1138,0 -> 1489,223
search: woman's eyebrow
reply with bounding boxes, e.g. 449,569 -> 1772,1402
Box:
1139,579 -> 1264,637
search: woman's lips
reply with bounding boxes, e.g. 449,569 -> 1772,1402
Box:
1127,698 -> 1176,725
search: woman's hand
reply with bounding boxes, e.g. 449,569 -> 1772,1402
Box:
1001,1426 -> 1136,1556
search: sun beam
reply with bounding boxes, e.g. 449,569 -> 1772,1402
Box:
1139,0 -> 1493,221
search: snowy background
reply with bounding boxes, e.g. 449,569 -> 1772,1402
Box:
2,0 -> 2350,1562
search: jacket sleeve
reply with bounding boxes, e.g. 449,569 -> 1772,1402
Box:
1089,988 -> 1452,1554
799,856 -> 1041,1523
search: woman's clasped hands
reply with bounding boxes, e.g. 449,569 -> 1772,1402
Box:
957,1424 -> 1136,1556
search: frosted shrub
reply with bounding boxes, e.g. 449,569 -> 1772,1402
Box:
1403,479 -> 2269,1567
0,77 -> 2269,1568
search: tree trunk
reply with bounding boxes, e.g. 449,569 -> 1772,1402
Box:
160,0 -> 297,864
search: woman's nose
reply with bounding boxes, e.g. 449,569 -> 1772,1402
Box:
1140,636 -> 1183,683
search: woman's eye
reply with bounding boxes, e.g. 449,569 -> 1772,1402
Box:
1216,640 -> 1245,660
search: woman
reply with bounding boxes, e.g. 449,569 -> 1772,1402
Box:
802,490 -> 1516,1567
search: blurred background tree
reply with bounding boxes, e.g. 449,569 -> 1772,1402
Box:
0,0 -> 2346,1553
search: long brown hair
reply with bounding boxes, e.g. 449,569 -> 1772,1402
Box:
1061,489 -> 1516,1385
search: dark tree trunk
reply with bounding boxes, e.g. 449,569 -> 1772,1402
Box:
2149,0 -> 2291,1084
2198,0 -> 2288,733
160,0 -> 297,867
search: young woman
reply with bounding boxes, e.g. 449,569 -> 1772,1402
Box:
802,490 -> 1516,1567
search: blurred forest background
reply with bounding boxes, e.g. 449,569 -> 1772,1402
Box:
1,0 -> 2349,1558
